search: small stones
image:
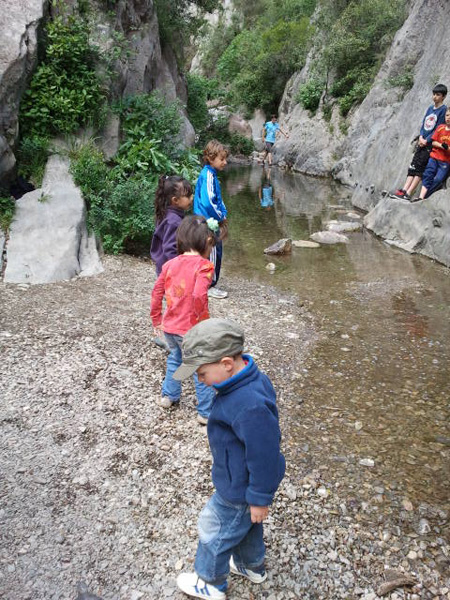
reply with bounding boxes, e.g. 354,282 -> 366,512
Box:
417,519 -> 431,535
402,499 -> 414,512
359,458 -> 375,467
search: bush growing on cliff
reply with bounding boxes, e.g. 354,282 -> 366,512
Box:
20,14 -> 105,136
70,93 -> 201,254
17,136 -> 50,187
296,79 -> 324,112
321,0 -> 407,114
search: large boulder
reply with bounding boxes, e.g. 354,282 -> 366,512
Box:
0,0 -> 47,185
4,155 -> 103,284
364,196 -> 450,267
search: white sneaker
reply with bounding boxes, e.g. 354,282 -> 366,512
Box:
208,287 -> 228,299
176,573 -> 226,599
159,396 -> 178,409
229,556 -> 267,584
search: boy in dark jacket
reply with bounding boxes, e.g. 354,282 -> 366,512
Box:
174,319 -> 285,600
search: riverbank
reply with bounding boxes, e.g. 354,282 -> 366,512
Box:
1,256 -> 449,600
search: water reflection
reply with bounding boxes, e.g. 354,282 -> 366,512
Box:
259,167 -> 274,210
221,164 -> 450,536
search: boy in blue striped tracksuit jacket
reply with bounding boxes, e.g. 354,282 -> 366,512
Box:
174,318 -> 285,600
194,140 -> 229,299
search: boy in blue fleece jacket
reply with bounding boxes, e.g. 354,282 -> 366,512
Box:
173,319 -> 285,600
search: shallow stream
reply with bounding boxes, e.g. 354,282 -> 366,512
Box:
222,164 -> 450,539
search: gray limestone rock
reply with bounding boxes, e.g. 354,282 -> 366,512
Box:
0,0 -> 47,184
264,238 -> 293,255
364,195 -> 450,267
326,221 -> 362,233
310,231 -> 349,245
4,155 -> 103,283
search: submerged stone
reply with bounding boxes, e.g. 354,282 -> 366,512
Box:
292,240 -> 320,248
264,238 -> 292,255
310,231 -> 349,244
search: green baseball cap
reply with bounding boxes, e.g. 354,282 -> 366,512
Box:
173,318 -> 245,380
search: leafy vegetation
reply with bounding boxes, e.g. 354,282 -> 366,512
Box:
198,0 -> 316,113
16,136 -> 50,187
0,196 -> 15,231
20,14 -> 105,136
197,0 -> 406,116
320,0 -> 407,114
155,0 -> 218,62
296,79 -> 324,112
71,93 -> 201,254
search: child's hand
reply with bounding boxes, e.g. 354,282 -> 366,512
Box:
153,325 -> 164,337
219,220 -> 229,241
250,505 -> 269,523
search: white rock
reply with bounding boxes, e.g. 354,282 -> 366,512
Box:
310,231 -> 349,245
359,458 -> 375,467
292,240 -> 320,248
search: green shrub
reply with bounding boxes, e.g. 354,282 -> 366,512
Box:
229,133 -> 254,156
0,196 -> 15,231
20,15 -> 105,136
70,94 -> 202,254
323,0 -> 407,113
70,141 -> 111,204
17,136 -> 50,186
387,66 -> 415,91
91,178 -> 156,254
198,116 -> 254,156
296,79 -> 324,111
186,74 -> 210,132
116,93 -> 183,159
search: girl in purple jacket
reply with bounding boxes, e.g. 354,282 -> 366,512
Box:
150,175 -> 194,275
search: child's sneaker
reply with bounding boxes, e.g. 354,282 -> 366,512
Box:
229,556 -> 267,584
389,189 -> 406,199
197,414 -> 208,425
159,396 -> 178,409
208,287 -> 228,299
176,573 -> 226,599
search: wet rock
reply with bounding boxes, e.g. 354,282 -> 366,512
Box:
264,238 -> 292,255
326,220 -> 362,233
310,231 -> 349,244
292,240 -> 320,248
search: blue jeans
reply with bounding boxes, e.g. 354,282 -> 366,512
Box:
194,492 -> 266,588
162,333 -> 215,418
422,157 -> 450,198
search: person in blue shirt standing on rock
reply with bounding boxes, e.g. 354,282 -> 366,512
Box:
390,83 -> 447,200
261,114 -> 289,166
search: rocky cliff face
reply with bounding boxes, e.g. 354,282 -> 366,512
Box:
0,0 -> 194,187
274,0 -> 450,266
0,0 -> 47,185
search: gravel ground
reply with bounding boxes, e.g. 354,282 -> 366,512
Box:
1,256 -> 449,600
